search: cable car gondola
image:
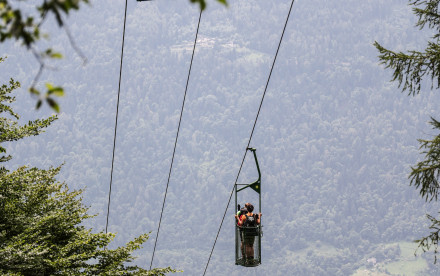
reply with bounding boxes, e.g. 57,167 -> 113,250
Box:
235,147 -> 262,267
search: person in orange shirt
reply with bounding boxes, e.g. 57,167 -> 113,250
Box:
235,203 -> 262,263
236,202 -> 250,225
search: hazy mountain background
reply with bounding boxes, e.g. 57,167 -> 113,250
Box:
2,0 -> 440,275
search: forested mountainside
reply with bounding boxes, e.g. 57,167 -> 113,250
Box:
2,0 -> 440,274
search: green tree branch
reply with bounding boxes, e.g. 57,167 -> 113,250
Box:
376,0 -> 440,259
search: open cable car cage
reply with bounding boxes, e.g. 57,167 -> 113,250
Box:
235,147 -> 262,267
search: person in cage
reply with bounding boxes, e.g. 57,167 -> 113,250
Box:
236,202 -> 250,225
235,203 -> 261,262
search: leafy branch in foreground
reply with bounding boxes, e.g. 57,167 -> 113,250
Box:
375,0 -> 440,260
410,118 -> 440,202
415,213 -> 440,263
190,0 -> 228,11
374,41 -> 440,96
0,57 -> 177,275
374,0 -> 440,96
0,0 -> 89,112
410,118 -> 440,259
0,58 -> 57,163
0,166 -> 177,275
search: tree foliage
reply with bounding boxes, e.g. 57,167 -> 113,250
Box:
0,166 -> 176,275
190,0 -> 227,11
0,57 -> 57,164
0,0 -> 88,46
375,0 -> 440,259
0,58 -> 177,275
410,118 -> 440,202
374,0 -> 440,96
0,0 -> 90,111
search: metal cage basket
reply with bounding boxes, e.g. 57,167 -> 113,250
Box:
235,225 -> 262,267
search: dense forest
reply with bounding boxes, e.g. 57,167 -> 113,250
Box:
2,0 -> 440,275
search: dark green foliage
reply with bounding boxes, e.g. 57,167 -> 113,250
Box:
374,40 -> 440,96
410,118 -> 440,202
374,0 -> 440,96
0,0 -> 89,47
415,213 -> 440,262
190,0 -> 227,11
410,118 -> 440,261
375,0 -> 440,259
0,165 -> 177,275
0,58 -> 177,275
0,58 -> 57,163
413,0 -> 440,34
0,0 -> 87,111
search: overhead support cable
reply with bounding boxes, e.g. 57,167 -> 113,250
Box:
150,9 -> 203,270
106,0 -> 129,235
202,0 -> 296,274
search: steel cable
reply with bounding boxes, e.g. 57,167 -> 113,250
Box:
150,9 -> 203,270
202,0 -> 296,274
106,0 -> 128,235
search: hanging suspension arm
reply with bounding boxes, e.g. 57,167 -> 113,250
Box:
237,148 -> 261,193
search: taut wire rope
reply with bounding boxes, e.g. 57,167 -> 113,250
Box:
202,0 -> 296,274
150,9 -> 203,270
106,0 -> 128,234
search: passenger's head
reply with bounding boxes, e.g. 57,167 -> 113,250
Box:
240,207 -> 248,214
247,204 -> 254,213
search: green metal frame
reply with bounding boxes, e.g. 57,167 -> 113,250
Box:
235,147 -> 262,267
